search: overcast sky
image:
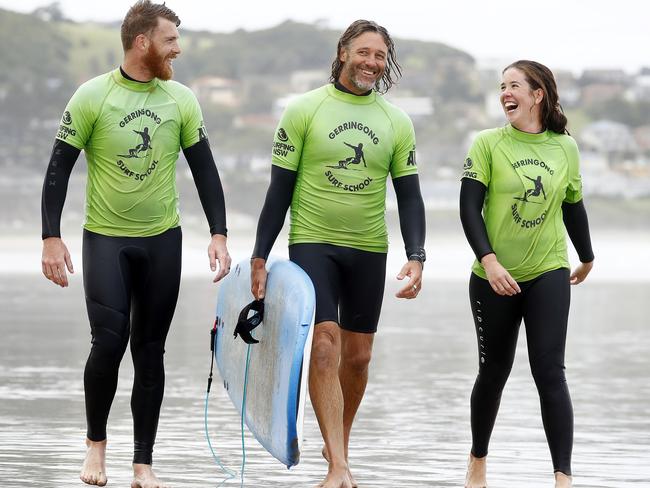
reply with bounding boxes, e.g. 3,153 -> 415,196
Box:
2,0 -> 649,75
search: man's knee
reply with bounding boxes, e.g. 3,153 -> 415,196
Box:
311,325 -> 339,371
341,347 -> 372,373
86,299 -> 129,365
132,340 -> 166,387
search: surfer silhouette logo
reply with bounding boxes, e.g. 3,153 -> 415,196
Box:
277,128 -> 289,142
514,174 -> 547,203
118,126 -> 153,158
328,141 -> 366,169
234,299 -> 265,344
62,111 -> 72,125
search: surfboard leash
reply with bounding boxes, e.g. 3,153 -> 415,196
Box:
204,318 -> 254,487
205,319 -> 237,483
240,342 -> 254,485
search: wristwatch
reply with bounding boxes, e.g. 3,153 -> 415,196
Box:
407,248 -> 426,267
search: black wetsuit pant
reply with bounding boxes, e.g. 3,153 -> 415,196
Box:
82,227 -> 182,465
469,268 -> 573,475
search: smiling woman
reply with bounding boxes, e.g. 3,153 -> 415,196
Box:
500,69 -> 544,133
459,60 -> 595,488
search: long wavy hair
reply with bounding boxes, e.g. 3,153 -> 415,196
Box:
504,60 -> 568,134
329,20 -> 402,94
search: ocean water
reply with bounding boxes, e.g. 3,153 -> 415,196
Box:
1,273 -> 649,488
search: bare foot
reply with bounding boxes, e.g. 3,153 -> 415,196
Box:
555,472 -> 572,488
314,465 -> 353,488
80,438 -> 107,486
322,446 -> 357,487
465,453 -> 487,488
131,464 -> 168,488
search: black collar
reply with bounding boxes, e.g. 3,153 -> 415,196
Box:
334,81 -> 372,97
120,66 -> 151,83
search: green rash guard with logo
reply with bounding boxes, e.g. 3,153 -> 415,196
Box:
462,124 -> 583,282
55,68 -> 207,237
272,84 -> 418,253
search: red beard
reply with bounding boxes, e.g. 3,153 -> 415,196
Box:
143,43 -> 173,81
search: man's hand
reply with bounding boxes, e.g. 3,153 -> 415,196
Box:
208,234 -> 231,282
395,260 -> 423,299
250,258 -> 267,300
42,237 -> 74,287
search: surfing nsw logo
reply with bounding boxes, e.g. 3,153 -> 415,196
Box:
511,173 -> 549,229
57,110 -> 77,140
462,157 -> 477,179
273,127 -> 295,157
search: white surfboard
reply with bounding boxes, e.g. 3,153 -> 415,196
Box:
214,257 -> 315,467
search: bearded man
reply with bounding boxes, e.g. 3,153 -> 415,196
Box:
250,20 -> 426,488
40,2 -> 230,486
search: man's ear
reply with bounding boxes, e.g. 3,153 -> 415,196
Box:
339,47 -> 348,64
134,33 -> 149,52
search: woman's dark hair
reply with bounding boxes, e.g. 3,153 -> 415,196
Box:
504,60 -> 568,134
329,20 -> 401,94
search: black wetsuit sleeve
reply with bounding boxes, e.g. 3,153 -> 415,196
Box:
562,200 -> 594,263
41,139 -> 80,239
392,174 -> 426,262
459,177 -> 495,261
252,165 -> 297,260
183,139 -> 227,236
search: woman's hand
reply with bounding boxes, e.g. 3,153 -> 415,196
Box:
481,253 -> 521,296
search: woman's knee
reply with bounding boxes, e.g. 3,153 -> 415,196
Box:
530,359 -> 567,391
476,361 -> 513,391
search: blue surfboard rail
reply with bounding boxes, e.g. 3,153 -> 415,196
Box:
214,257 -> 315,467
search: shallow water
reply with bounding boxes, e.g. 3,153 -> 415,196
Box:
1,276 -> 649,487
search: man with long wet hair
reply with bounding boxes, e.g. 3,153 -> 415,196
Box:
40,1 -> 230,486
251,20 -> 426,488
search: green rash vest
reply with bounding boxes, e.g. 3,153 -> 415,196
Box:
55,68 -> 207,237
271,84 -> 418,253
462,124 -> 583,282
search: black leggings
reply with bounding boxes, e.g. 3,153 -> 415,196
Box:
469,268 -> 573,475
82,227 -> 182,465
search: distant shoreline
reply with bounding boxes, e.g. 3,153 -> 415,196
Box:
4,225 -> 649,283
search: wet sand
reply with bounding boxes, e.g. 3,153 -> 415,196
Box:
1,274 -> 649,487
